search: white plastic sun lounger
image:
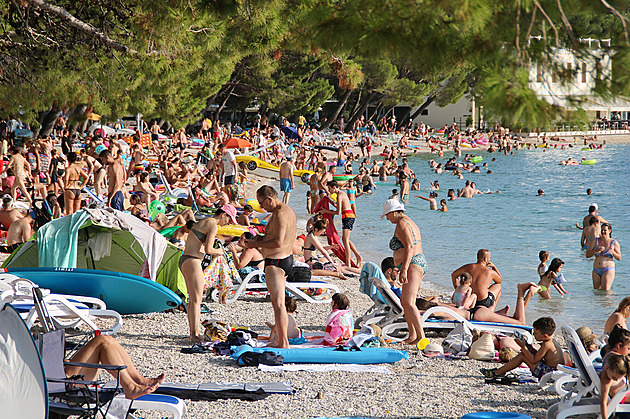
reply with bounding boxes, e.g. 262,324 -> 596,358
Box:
207,269 -> 340,304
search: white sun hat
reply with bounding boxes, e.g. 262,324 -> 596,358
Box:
381,199 -> 405,218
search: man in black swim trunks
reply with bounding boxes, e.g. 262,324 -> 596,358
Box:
241,185 -> 296,348
451,249 -> 503,312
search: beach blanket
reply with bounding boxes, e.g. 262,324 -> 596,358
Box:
37,210 -> 91,268
258,364 -> 391,374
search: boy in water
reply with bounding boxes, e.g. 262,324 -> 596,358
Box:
537,250 -> 549,278
481,317 -> 564,383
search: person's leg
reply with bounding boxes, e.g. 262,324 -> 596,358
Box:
264,265 -> 289,348
487,283 -> 502,311
16,177 -> 32,203
341,229 -> 352,267
592,269 -> 601,289
347,238 -> 362,266
180,258 -> 204,342
494,351 -> 526,376
600,268 -> 615,290
66,335 -> 164,399
400,264 -> 425,344
94,170 -> 106,197
64,190 -> 74,215
463,292 -> 477,310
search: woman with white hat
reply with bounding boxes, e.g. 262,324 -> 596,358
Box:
382,198 -> 428,344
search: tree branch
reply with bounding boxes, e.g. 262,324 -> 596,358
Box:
532,0 -> 559,48
599,0 -> 630,46
556,0 -> 576,48
25,0 -> 138,55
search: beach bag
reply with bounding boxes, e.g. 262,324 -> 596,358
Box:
288,266 -> 311,283
442,322 -> 473,355
324,309 -> 354,346
468,331 -> 496,361
201,240 -> 237,303
237,351 -> 284,367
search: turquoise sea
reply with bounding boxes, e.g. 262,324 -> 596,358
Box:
290,143 -> 629,333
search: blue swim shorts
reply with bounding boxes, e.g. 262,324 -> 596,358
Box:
280,178 -> 293,192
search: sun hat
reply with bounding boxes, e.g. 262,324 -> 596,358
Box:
220,204 -> 239,225
576,326 -> 593,341
423,343 -> 444,357
381,199 -> 405,218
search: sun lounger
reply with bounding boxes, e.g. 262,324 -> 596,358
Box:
355,262 -> 403,327
1,276 -> 122,335
365,277 -> 533,343
207,269 -> 340,304
547,326 -> 630,419
539,348 -> 602,396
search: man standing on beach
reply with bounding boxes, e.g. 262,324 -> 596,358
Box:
279,157 -> 295,204
319,165 -> 336,195
241,186 -> 296,348
100,149 -> 125,211
218,143 -> 237,194
451,249 -> 502,312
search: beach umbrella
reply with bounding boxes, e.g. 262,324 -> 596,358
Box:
225,137 -> 253,149
281,126 -> 300,139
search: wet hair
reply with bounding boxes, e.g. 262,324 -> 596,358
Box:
257,185 -> 277,200
285,296 -> 297,313
605,325 -> 630,355
589,216 -> 600,226
130,194 -> 140,203
546,258 -> 564,274
313,219 -> 328,231
458,272 -> 472,286
448,188 -> 455,196
242,231 -> 255,240
185,220 -> 195,229
605,353 -> 630,378
440,199 -> 446,205
539,250 -> 549,262
391,189 -> 398,195
615,297 -> 630,316
589,205 -> 597,213
243,204 -> 253,212
331,293 -> 349,310
327,180 -> 339,188
67,152 -> 78,163
532,317 -> 556,336
381,257 -> 395,274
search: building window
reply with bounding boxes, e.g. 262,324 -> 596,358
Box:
537,63 -> 543,82
582,63 -> 587,83
421,109 -> 428,115
552,69 -> 557,83
566,62 -> 572,82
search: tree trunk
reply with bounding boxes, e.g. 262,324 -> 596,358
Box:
368,101 -> 383,122
322,89 -> 351,129
344,91 -> 376,133
216,85 -> 235,118
349,89 -> 362,120
37,105 -> 61,138
66,104 -> 88,137
405,96 -> 435,126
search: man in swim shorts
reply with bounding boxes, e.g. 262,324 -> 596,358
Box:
100,149 -> 125,211
241,185 -> 296,348
451,249 -> 503,311
279,157 -> 295,205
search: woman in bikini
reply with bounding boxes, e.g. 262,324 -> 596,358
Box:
179,204 -> 238,342
63,152 -> 87,215
382,199 -> 428,345
302,220 -> 356,279
134,172 -> 160,207
586,222 -> 621,290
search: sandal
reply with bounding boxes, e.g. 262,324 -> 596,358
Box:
485,373 -> 520,385
181,343 -> 211,354
480,367 -> 498,379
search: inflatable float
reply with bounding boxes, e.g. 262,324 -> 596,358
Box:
231,345 -> 409,364
470,156 -> 483,163
332,174 -> 358,181
581,159 -> 597,165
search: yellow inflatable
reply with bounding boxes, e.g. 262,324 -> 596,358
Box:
240,198 -> 263,213
217,224 -> 249,236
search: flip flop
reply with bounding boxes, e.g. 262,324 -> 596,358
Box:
485,374 -> 520,385
181,343 -> 211,354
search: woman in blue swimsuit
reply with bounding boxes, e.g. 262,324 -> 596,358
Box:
586,223 -> 621,290
382,199 -> 428,345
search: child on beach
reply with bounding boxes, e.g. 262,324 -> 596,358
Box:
537,251 -> 549,278
481,317 -> 564,383
306,191 -> 312,214
266,296 -> 302,345
538,258 -> 569,299
324,293 -> 354,346
390,189 -> 399,199
451,272 -> 476,309
599,325 -> 630,418
438,199 -> 448,212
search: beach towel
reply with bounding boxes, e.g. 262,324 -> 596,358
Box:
258,364 -> 392,374
324,309 -> 354,346
358,262 -> 389,304
37,210 -> 91,268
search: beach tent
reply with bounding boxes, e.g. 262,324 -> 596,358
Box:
2,208 -> 186,298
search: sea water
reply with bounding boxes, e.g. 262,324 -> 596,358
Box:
290,143 -> 629,332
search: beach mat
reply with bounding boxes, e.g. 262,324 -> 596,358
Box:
103,381 -> 292,401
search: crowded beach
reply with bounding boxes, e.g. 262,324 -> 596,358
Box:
0,114 -> 626,419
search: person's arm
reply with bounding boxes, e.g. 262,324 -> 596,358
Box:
312,236 -> 336,264
600,369 -> 613,419
611,241 -> 622,261
585,240 -> 602,258
414,196 -> 430,201
203,222 -> 223,256
486,261 -> 503,283
229,243 -> 253,269
247,220 -> 287,250
575,222 -> 584,230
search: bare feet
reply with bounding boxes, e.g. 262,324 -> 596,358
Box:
402,337 -> 421,345
266,341 -> 290,349
495,305 -> 510,316
189,335 -> 202,344
517,282 -> 538,295
124,381 -> 161,400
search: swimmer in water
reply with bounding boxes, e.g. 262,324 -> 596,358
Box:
537,189 -> 544,196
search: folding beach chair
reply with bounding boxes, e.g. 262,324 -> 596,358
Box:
0,302 -> 186,419
355,262 -> 403,327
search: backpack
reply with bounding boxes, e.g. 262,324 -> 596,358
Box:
287,266 -> 311,283
237,351 -> 284,367
442,322 -> 473,355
